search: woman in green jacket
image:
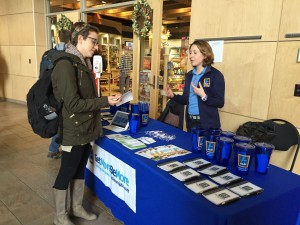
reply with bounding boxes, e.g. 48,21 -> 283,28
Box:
51,22 -> 122,225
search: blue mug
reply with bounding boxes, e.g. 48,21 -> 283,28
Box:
131,103 -> 139,114
205,134 -> 218,160
191,128 -> 205,153
140,110 -> 149,127
197,128 -> 206,153
233,135 -> 252,165
254,142 -> 275,174
129,113 -> 139,134
235,142 -> 255,175
216,136 -> 234,166
209,128 -> 222,136
138,102 -> 149,127
233,135 -> 252,144
220,131 -> 236,138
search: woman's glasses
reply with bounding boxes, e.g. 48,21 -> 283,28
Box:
87,37 -> 98,46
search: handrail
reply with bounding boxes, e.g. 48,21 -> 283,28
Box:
197,35 -> 262,42
285,33 -> 300,38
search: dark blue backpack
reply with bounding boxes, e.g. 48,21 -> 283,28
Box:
39,47 -> 64,78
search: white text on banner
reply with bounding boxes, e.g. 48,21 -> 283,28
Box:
86,144 -> 136,212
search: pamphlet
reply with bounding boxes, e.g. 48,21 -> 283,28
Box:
227,180 -> 264,196
209,171 -> 242,185
169,167 -> 200,182
198,165 -> 227,176
135,144 -> 191,161
137,137 -> 156,144
101,112 -> 111,116
202,187 -> 240,205
101,111 -> 113,122
116,91 -> 133,106
184,177 -> 218,194
107,134 -> 146,150
106,134 -> 124,139
157,160 -> 185,172
183,158 -> 211,169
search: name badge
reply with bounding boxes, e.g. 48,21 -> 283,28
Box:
203,78 -> 210,87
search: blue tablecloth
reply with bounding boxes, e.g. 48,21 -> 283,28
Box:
85,119 -> 300,225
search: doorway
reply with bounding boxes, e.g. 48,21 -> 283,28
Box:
45,0 -> 191,117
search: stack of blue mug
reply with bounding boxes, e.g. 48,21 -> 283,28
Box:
232,135 -> 252,173
191,128 -> 223,161
190,128 -> 275,175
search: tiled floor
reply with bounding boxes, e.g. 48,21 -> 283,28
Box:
0,101 -> 124,225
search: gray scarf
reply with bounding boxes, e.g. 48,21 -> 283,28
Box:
65,44 -> 92,70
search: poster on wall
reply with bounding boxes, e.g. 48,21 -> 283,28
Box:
208,40 -> 224,63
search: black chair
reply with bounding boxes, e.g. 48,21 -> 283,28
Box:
265,119 -> 300,172
158,99 -> 184,130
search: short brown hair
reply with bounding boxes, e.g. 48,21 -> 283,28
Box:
71,22 -> 99,46
189,40 -> 214,66
58,30 -> 71,43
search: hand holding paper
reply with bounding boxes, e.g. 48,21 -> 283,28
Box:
108,94 -> 122,105
116,91 -> 133,106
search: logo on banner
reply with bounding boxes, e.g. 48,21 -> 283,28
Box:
87,146 -> 136,212
95,153 -> 129,190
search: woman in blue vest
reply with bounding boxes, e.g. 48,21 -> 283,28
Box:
165,40 -> 225,132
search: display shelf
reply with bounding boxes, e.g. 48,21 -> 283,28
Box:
99,45 -> 108,71
168,75 -> 185,80
139,70 -> 151,103
98,33 -> 122,72
167,47 -> 187,93
109,45 -> 119,70
139,94 -> 150,100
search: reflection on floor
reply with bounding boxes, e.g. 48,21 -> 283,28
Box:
0,101 -> 123,225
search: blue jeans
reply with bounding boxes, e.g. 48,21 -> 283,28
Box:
48,134 -> 60,153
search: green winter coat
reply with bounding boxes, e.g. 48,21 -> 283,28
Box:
51,54 -> 108,146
